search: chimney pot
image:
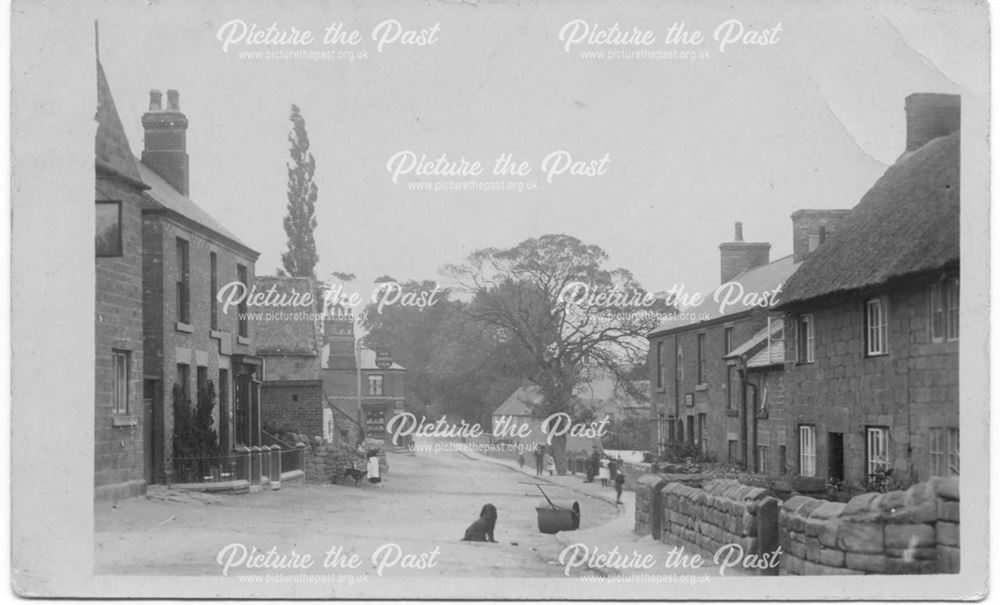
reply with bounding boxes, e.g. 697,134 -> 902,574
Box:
148,89 -> 162,111
734,222 -> 744,242
166,89 -> 180,111
904,93 -> 960,152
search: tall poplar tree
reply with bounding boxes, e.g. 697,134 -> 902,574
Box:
281,104 -> 319,278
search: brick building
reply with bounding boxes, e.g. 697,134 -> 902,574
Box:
321,312 -> 406,442
137,89 -> 261,483
95,60 -> 150,500
775,94 -> 960,486
253,275 -> 338,442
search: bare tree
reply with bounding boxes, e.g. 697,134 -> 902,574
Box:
446,234 -> 672,473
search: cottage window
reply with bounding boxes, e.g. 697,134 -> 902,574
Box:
697,413 -> 707,453
724,326 -> 734,354
931,278 -> 959,342
176,363 -> 190,402
210,252 -> 218,331
798,425 -> 816,477
728,440 -> 739,465
656,341 -> 665,389
726,365 -> 739,411
96,201 -> 123,257
929,427 -> 959,477
865,426 -> 889,477
865,297 -> 888,356
112,350 -> 130,415
675,342 -> 684,381
237,264 -> 249,337
176,238 -> 190,323
696,333 -> 706,384
368,374 -> 384,396
798,315 -> 814,363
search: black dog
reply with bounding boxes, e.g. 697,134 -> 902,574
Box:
462,503 -> 498,543
341,468 -> 366,486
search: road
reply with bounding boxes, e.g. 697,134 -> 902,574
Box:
94,444 -> 622,579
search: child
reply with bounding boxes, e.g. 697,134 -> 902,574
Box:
614,469 -> 625,504
517,452 -> 525,469
544,452 -> 555,476
599,458 -> 609,487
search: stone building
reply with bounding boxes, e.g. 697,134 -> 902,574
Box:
647,212 -> 848,468
95,59 -> 150,500
775,93 -> 960,486
137,89 -> 261,482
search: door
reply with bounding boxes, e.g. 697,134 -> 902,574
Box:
143,379 -> 158,484
686,415 -> 695,443
828,432 -> 844,481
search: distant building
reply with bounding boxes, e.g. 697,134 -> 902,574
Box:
321,312 -> 406,443
491,384 -> 602,456
137,89 -> 261,483
95,59 -> 150,500
776,94 -> 960,485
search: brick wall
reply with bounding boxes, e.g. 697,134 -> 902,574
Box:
260,381 -> 324,440
782,277 -> 959,484
95,178 -> 146,500
143,212 -> 258,477
779,476 -> 959,575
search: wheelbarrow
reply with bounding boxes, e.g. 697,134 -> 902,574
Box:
526,483 -> 580,534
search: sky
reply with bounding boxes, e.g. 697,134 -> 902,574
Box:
95,0 -> 985,299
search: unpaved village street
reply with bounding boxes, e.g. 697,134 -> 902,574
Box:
95,447 -> 622,579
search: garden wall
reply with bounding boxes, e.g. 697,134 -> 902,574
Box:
779,476 -> 959,575
660,478 -> 780,573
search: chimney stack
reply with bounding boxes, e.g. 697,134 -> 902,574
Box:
904,93 -> 960,152
141,88 -> 189,195
719,222 -> 770,283
790,209 -> 851,263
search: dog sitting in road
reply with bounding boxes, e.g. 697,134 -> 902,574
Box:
341,467 -> 366,486
462,503 -> 498,543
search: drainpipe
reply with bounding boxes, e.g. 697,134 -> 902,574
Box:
673,334 -> 680,439
738,367 -> 748,468
748,380 -> 759,473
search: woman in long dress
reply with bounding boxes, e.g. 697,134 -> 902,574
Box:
599,458 -> 610,487
367,448 -> 382,485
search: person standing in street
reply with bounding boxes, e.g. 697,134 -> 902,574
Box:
544,451 -> 555,476
518,452 -> 525,469
614,469 -> 625,504
534,445 -> 544,476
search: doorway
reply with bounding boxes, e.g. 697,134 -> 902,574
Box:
828,432 -> 845,481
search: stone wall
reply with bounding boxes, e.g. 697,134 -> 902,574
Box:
303,443 -> 365,483
779,476 -> 959,575
634,474 -> 668,536
660,479 -> 780,565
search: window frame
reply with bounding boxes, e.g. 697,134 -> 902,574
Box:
798,424 -> 816,477
724,326 -> 734,354
96,201 -> 123,257
757,444 -> 769,474
112,349 -> 130,415
655,341 -> 664,390
865,425 -> 889,477
798,315 -> 815,364
696,332 -> 706,385
210,251 -> 219,331
367,374 -> 384,396
726,365 -> 739,411
929,427 -> 959,477
237,264 -> 249,338
865,297 -> 889,356
176,238 -> 191,324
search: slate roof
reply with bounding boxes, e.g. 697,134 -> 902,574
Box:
648,255 -> 800,337
777,132 -> 959,308
137,162 -> 256,256
95,61 -> 143,185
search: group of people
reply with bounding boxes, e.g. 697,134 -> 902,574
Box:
517,444 -> 626,505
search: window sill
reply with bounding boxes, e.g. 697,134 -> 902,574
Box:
237,335 -> 251,345
726,409 -> 739,418
695,384 -> 708,392
112,415 -> 138,427
864,352 -> 889,359
175,322 -> 194,333
210,329 -> 227,339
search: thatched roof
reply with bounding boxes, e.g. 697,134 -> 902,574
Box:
778,132 -> 959,308
252,276 -> 322,356
95,61 -> 143,185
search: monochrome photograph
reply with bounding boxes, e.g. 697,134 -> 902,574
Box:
10,0 -> 990,599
